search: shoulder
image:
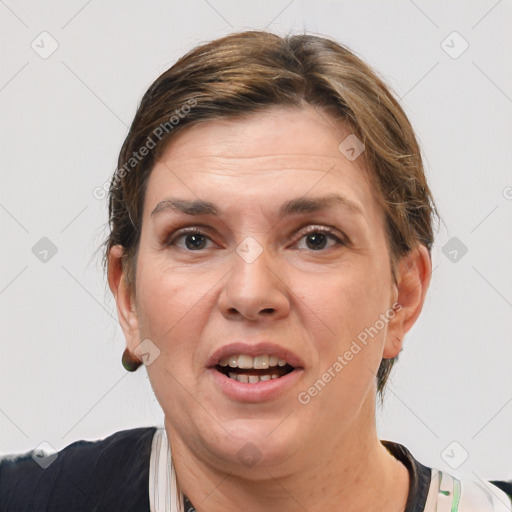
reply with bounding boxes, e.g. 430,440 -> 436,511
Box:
436,471 -> 512,511
0,426 -> 158,512
492,480 -> 512,501
382,440 -> 512,511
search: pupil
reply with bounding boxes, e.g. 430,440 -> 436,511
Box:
186,234 -> 206,250
307,233 -> 326,250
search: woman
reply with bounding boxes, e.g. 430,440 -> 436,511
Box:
1,30 -> 511,512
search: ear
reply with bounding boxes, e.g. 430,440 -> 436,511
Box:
383,244 -> 432,359
107,245 -> 140,353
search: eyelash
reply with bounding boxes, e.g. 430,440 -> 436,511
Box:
164,225 -> 347,252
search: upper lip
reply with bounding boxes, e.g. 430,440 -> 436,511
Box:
206,342 -> 305,369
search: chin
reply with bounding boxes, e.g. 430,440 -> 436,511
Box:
195,416 -> 306,473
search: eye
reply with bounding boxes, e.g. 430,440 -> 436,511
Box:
293,226 -> 346,251
164,225 -> 347,252
165,227 -> 214,251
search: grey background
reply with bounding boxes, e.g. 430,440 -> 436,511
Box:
1,0 -> 511,483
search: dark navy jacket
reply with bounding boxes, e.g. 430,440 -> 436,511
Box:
1,426 -> 511,511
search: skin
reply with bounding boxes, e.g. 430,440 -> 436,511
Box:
108,104 -> 431,512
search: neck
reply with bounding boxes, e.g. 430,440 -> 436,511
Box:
166,398 -> 409,512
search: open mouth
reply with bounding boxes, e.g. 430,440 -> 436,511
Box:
215,354 -> 295,383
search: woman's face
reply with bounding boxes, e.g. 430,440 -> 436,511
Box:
125,105 -> 403,472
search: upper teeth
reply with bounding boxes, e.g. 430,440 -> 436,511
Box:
218,354 -> 287,369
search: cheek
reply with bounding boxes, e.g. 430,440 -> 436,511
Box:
305,260 -> 391,347
135,259 -> 212,386
137,255 -> 206,335
302,261 -> 392,406
302,270 -> 390,411
139,268 -> 207,420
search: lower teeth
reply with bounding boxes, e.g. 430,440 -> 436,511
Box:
228,372 -> 280,383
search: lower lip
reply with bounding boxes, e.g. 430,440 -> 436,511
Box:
207,367 -> 304,403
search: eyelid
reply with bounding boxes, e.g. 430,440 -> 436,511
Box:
164,223 -> 348,252
163,225 -> 216,247
291,224 -> 348,248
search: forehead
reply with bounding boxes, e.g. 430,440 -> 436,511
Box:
143,105 -> 383,221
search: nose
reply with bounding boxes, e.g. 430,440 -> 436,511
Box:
217,241 -> 291,321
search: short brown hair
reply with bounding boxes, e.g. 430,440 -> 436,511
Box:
101,30 -> 437,397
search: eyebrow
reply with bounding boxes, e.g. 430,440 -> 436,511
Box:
150,193 -> 364,219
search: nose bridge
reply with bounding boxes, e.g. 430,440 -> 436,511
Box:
218,235 -> 289,320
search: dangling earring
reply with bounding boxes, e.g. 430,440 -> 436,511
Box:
122,347 -> 143,372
